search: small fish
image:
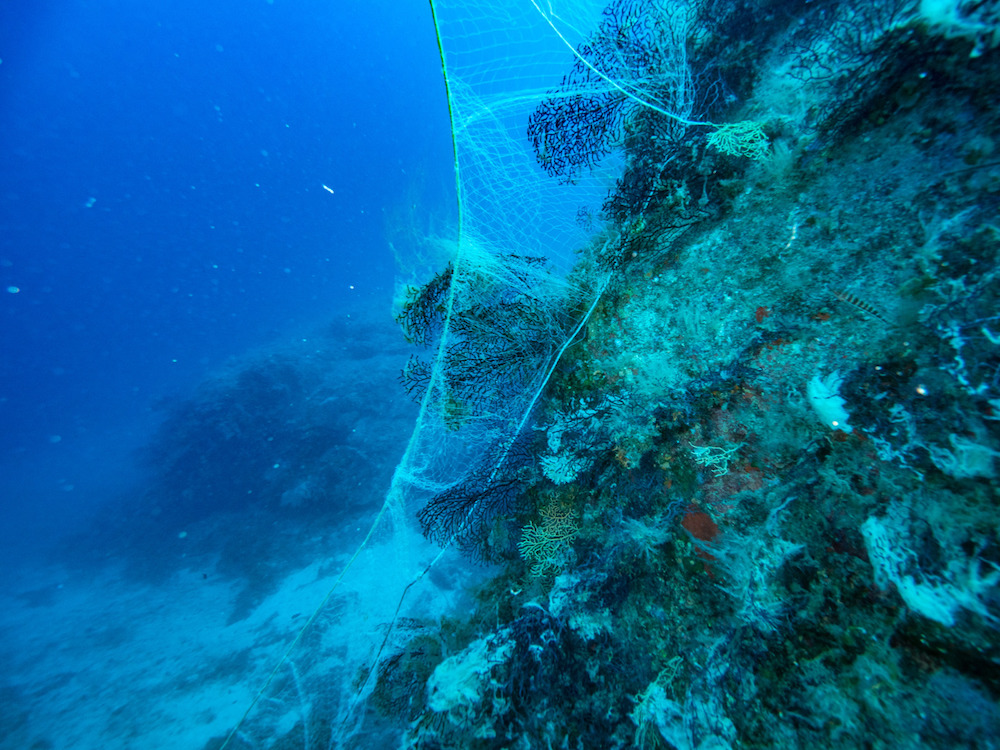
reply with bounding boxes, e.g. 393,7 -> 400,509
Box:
833,290 -> 891,326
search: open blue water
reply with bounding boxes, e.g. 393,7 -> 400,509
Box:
0,0 -> 452,560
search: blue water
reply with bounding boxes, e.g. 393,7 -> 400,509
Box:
0,0 -> 452,559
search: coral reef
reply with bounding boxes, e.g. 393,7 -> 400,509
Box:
379,1 -> 1000,747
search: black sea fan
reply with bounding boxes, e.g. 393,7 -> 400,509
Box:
527,0 -> 696,182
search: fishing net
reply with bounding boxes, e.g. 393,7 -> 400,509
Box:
219,0 -> 703,745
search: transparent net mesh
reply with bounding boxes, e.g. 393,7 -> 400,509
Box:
217,1 -> 692,746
